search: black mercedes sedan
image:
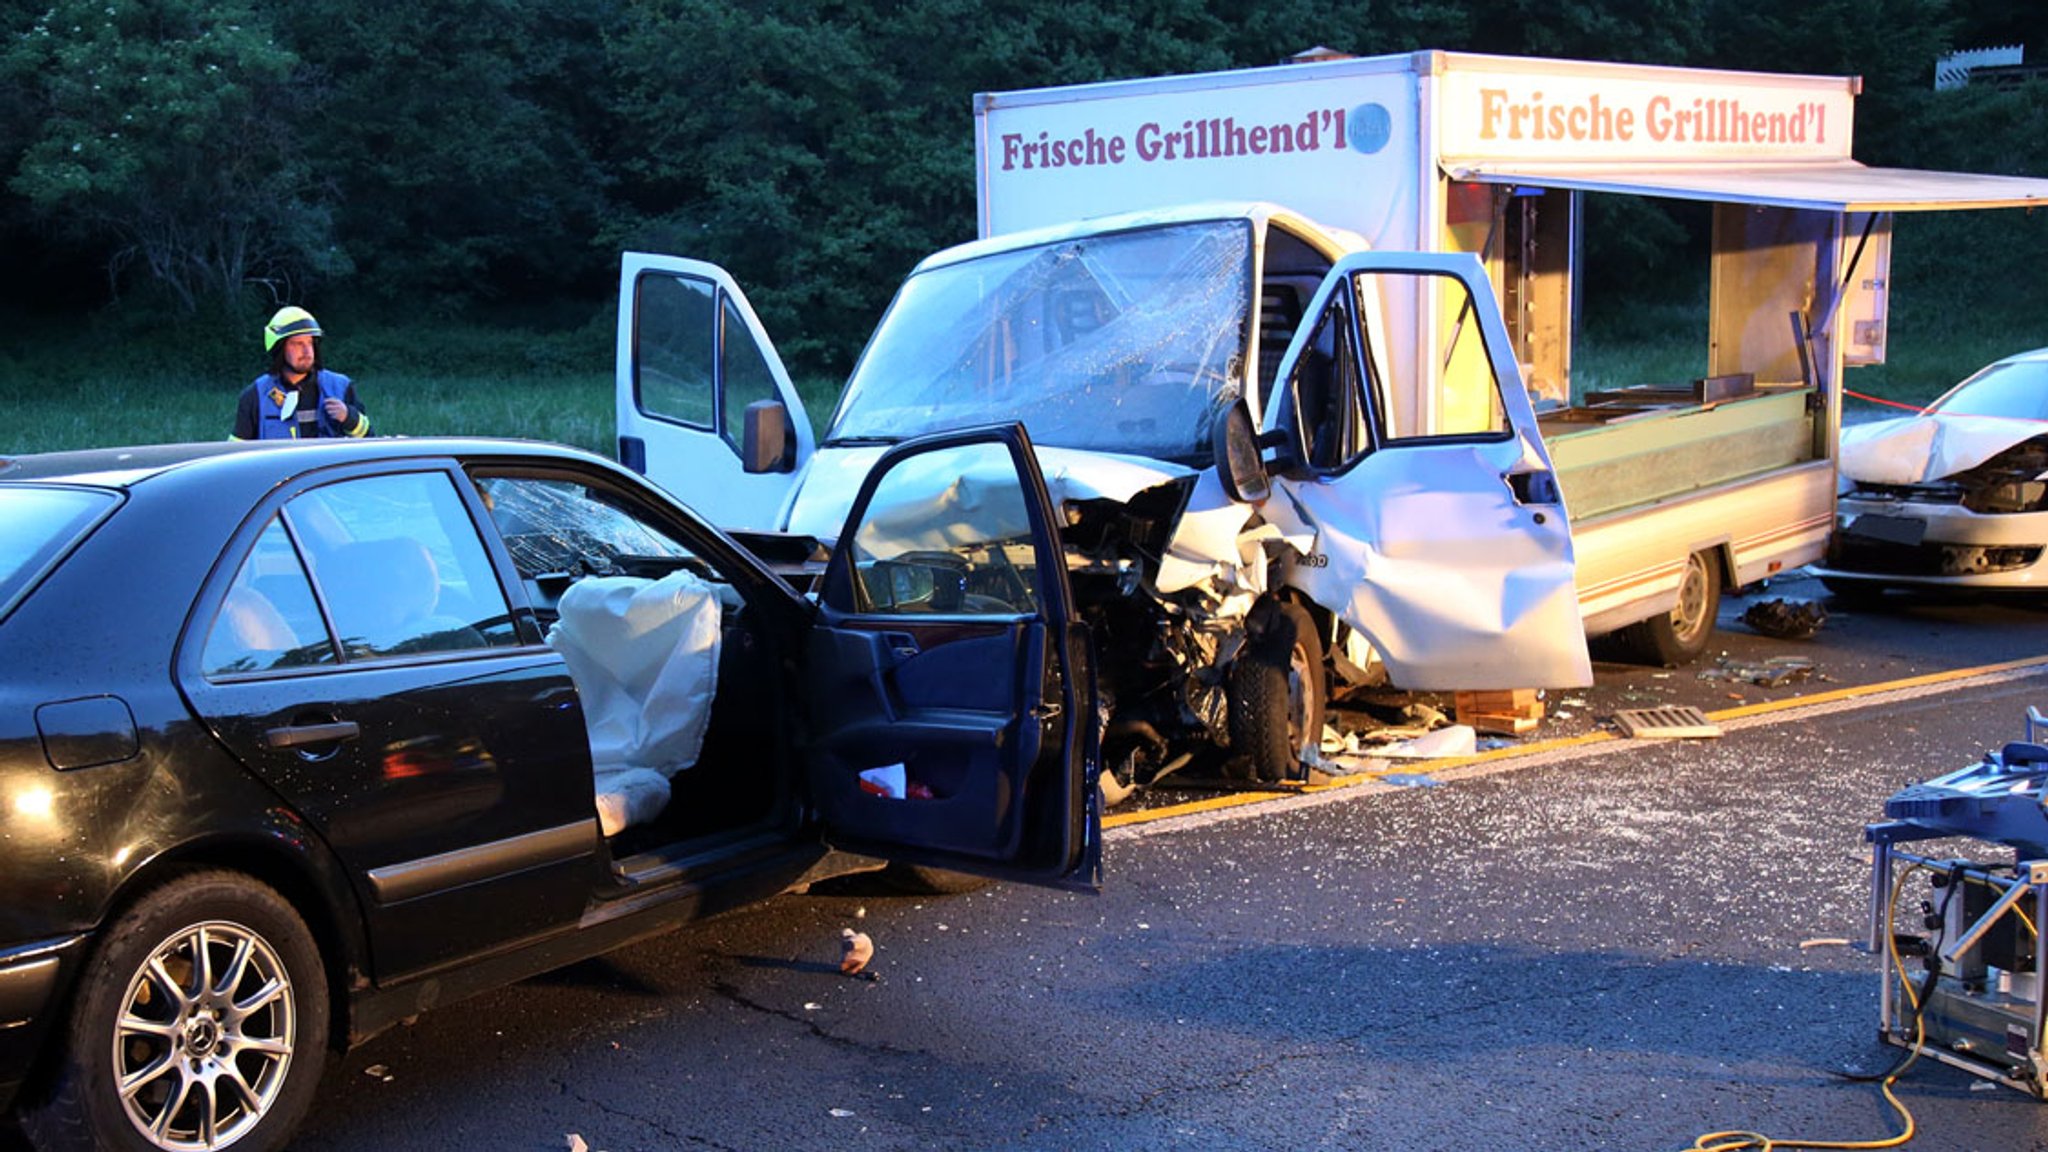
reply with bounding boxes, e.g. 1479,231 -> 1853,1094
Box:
0,428 -> 1098,1152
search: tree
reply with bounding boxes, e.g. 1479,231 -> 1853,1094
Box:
279,0 -> 616,308
3,0 -> 341,310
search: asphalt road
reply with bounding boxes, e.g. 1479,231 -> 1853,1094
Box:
7,572 -> 2047,1151
261,641 -> 2048,1152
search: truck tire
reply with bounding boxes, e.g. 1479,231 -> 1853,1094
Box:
1614,549 -> 1721,667
1227,600 -> 1326,782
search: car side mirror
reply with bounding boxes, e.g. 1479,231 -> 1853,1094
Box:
741,399 -> 793,473
1212,404 -> 1271,504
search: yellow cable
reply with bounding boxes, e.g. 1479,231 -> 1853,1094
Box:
1679,864 -> 1929,1152
1959,871 -> 2037,937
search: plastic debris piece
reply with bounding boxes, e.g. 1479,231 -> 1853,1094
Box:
858,763 -> 907,799
1378,724 -> 1477,759
830,1108 -> 858,1117
1799,937 -> 1852,949
1740,597 -> 1828,639
1399,702 -> 1448,728
1701,655 -> 1815,688
363,1064 -> 389,1079
840,928 -> 874,975
567,1137 -> 590,1152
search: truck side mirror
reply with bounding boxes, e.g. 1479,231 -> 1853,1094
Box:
1212,405 -> 1270,504
741,399 -> 793,473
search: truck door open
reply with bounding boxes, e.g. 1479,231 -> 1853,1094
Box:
1260,251 -> 1593,689
615,254 -> 813,530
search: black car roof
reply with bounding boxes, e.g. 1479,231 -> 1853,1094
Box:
0,437 -> 606,486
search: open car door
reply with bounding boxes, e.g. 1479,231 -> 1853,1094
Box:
803,424 -> 1101,892
1260,251 -> 1593,689
615,253 -> 814,530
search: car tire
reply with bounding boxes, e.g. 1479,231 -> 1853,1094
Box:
1228,600 -> 1326,783
1613,550 -> 1722,667
18,871 -> 328,1152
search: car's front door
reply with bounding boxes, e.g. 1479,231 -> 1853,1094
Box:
802,425 -> 1100,891
1260,252 -> 1592,689
615,254 -> 813,530
179,463 -> 599,978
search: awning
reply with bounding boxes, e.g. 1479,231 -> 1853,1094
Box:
1442,159 -> 2048,212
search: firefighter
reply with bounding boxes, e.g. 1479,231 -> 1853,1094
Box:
231,307 -> 371,440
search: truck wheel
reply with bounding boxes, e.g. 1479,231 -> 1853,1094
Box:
1614,550 -> 1721,667
19,871 -> 329,1152
1228,601 -> 1326,782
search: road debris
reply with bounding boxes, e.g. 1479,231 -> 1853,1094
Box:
1611,706 -> 1723,739
1377,724 -> 1478,759
840,928 -> 874,975
1740,597 -> 1828,639
1701,655 -> 1815,688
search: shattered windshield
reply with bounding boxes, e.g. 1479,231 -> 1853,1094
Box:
828,221 -> 1252,463
1932,359 -> 2048,421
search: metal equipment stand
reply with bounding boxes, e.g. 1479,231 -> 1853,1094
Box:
1865,829 -> 2048,1095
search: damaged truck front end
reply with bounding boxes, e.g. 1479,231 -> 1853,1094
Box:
621,204 -> 1592,792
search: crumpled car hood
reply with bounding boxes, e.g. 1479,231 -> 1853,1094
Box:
1841,413 -> 2048,485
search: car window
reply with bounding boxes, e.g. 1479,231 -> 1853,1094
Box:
201,518 -> 339,676
286,472 -> 519,660
1286,290 -> 1368,471
0,484 -> 116,618
839,442 -> 1041,616
473,474 -> 713,585
1356,268 -> 1511,442
1933,360 -> 2048,421
635,272 -> 716,429
721,295 -> 779,449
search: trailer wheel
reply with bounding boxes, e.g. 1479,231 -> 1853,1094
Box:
1228,601 -> 1326,782
1614,549 -> 1721,666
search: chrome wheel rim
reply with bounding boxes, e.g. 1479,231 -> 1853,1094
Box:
113,920 -> 296,1150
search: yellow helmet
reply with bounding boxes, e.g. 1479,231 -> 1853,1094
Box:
264,306 -> 322,352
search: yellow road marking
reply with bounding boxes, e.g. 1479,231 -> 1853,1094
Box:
1101,652 -> 2048,831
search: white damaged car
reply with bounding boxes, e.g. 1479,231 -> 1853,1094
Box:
1817,347 -> 2048,599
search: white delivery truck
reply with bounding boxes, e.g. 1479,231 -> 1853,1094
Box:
972,50 -> 2048,662
612,51 -> 2048,792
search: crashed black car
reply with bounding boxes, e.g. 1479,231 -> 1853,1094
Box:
0,430 -> 1097,1152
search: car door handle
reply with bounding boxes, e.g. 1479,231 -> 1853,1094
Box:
265,721 -> 361,749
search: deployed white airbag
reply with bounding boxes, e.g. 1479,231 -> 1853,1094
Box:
547,571 -> 724,836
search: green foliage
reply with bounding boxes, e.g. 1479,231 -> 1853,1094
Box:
0,0 -> 2043,396
279,1 -> 614,304
3,0 -> 340,310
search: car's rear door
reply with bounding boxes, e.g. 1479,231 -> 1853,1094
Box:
179,461 -> 600,978
802,425 -> 1100,892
